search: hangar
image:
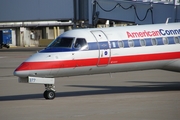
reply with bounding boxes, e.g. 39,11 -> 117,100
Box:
0,0 -> 179,47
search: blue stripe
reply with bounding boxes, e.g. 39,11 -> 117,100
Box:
133,39 -> 141,47
145,38 -> 153,46
110,41 -> 119,48
39,47 -> 79,53
40,36 -> 180,53
99,41 -> 109,49
123,40 -> 129,48
156,38 -> 164,45
168,37 -> 175,44
88,42 -> 98,50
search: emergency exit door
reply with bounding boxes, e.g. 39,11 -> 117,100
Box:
91,30 -> 111,66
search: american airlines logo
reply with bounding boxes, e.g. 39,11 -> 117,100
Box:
127,28 -> 180,38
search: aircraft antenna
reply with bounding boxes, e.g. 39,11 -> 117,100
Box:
166,17 -> 171,24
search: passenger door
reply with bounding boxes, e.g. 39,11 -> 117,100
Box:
91,30 -> 111,66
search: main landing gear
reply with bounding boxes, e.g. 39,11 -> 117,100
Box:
44,84 -> 56,100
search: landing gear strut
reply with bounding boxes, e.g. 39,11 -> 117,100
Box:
43,84 -> 56,100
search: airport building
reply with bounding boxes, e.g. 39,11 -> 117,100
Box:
0,0 -> 179,47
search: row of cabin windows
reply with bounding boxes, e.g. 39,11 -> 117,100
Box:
49,36 -> 180,50
118,36 -> 180,48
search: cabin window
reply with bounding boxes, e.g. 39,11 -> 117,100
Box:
162,37 -> 169,45
140,39 -> 146,46
145,38 -> 152,46
123,40 -> 129,48
128,40 -> 134,47
48,37 -> 74,48
112,42 -> 116,48
168,37 -> 175,44
174,36 -> 180,44
74,38 -> 88,50
133,39 -> 141,47
156,38 -> 164,45
118,41 -> 124,48
151,38 -> 157,45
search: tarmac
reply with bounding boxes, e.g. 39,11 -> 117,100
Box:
0,47 -> 180,120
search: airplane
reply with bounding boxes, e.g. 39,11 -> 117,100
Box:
14,22 -> 180,100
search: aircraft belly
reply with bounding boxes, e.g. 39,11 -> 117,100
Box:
162,59 -> 180,72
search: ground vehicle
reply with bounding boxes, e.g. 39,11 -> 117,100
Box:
0,29 -> 12,48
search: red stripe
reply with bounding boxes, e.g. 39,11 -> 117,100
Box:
16,52 -> 180,71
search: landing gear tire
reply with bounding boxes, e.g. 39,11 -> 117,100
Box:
43,90 -> 56,100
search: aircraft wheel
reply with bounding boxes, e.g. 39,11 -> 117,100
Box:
6,45 -> 10,49
43,90 -> 56,100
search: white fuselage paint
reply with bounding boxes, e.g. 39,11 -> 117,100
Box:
14,23 -> 180,78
